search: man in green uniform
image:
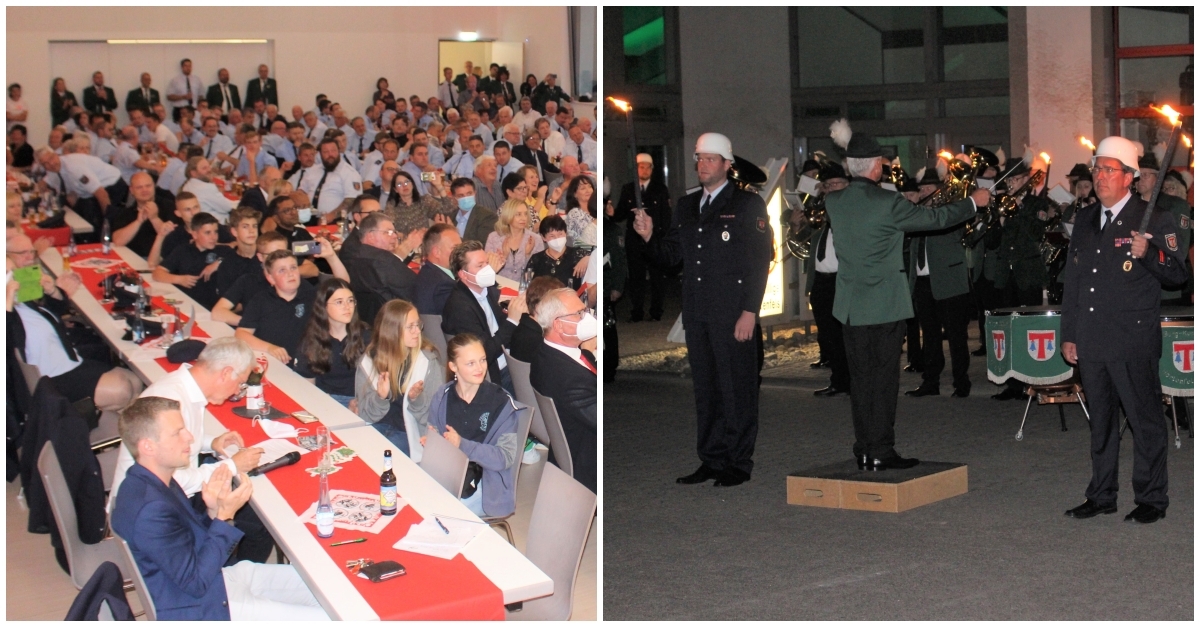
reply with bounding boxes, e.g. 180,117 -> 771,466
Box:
824,120 -> 990,470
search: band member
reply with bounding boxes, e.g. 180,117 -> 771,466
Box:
1061,136 -> 1189,524
632,133 -> 773,487
823,119 -> 988,471
805,162 -> 851,396
1136,152 -> 1193,306
904,168 -> 942,372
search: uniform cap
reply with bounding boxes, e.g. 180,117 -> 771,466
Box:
1092,136 -> 1140,172
694,133 -> 733,161
636,152 -> 653,165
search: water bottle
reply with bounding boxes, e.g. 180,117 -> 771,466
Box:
67,234 -> 77,257
316,462 -> 334,538
131,313 -> 145,344
101,220 -> 112,254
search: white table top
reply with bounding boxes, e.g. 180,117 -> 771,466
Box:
37,245 -> 552,619
64,208 -> 94,234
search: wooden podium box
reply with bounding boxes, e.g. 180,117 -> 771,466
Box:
787,461 -> 968,513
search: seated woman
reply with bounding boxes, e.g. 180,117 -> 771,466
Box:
518,165 -> 550,224
383,170 -> 455,224
355,299 -> 443,458
564,174 -> 597,249
485,199 -> 544,284
294,277 -> 369,407
527,215 -> 590,290
425,333 -> 521,518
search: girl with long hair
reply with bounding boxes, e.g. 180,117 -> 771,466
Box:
424,333 -> 522,517
294,277 -> 369,407
354,299 -> 444,459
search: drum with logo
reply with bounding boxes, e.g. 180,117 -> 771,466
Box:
985,306 -> 1073,385
1159,306 -> 1193,397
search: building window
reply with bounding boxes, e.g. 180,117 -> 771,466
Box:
939,7 -> 1009,82
796,7 -> 925,87
623,7 -> 667,85
1114,7 -> 1193,168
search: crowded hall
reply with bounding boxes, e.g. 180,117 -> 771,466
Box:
7,6 -> 597,621
604,6 -> 1193,621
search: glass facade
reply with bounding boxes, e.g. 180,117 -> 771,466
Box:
623,7 -> 667,85
796,7 -> 925,87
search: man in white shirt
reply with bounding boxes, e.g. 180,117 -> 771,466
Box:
563,124 -> 597,171
198,117 -> 234,163
437,67 -> 460,111
146,112 -> 180,153
107,337 -> 263,512
261,119 -> 296,166
112,126 -> 164,184
166,58 -> 203,122
358,138 -> 399,188
444,135 -> 488,180
36,146 -> 127,232
301,111 -> 327,143
345,117 -> 375,158
512,97 -> 540,135
536,118 -> 565,162
180,156 -> 236,223
310,139 -> 357,218
287,144 -> 322,199
465,111 -> 494,149
90,118 -> 119,164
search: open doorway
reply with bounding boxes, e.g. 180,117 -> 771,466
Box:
438,40 -> 524,97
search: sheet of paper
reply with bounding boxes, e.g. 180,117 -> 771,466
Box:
1047,184 -> 1074,205
14,266 -> 43,303
797,175 -> 820,196
392,515 -> 488,560
247,438 -> 310,465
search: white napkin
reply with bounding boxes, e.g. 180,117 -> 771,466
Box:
256,417 -> 305,439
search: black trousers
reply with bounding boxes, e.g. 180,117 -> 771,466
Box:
1079,359 -> 1168,510
603,299 -> 618,382
905,315 -> 922,367
913,277 -> 971,392
626,242 -> 666,320
809,272 -> 850,389
999,279 -> 1043,390
973,276 -> 1001,347
684,317 -> 759,475
74,180 -> 130,243
843,320 -> 906,459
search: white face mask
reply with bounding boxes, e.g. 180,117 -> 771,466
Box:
296,207 -> 313,223
469,264 -> 496,288
564,312 -> 598,342
546,237 -> 567,252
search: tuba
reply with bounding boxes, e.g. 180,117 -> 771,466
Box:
785,153 -> 832,260
928,149 -> 982,207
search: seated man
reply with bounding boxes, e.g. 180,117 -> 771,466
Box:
449,177 -> 497,245
236,250 -> 316,363
508,276 -> 564,363
6,233 -> 144,409
342,212 -> 418,303
152,212 -> 228,309
110,396 -> 327,620
440,241 -> 525,395
414,222 -> 462,315
270,193 -> 345,280
180,156 -> 236,225
336,194 -> 380,261
109,171 -> 173,259
211,230 -> 286,326
215,207 -> 263,297
529,287 -> 597,492
149,190 -> 233,268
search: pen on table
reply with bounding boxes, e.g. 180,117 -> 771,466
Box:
434,517 -> 450,535
329,538 -> 366,547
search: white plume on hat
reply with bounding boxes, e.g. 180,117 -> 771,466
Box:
935,158 -> 948,180
892,156 -> 902,168
995,146 -> 1007,168
830,118 -> 853,150
1152,142 -> 1166,165
1180,170 -> 1194,190
915,166 -> 928,182
1135,141 -> 1146,157
1022,145 -> 1036,167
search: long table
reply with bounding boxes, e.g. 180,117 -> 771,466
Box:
37,245 -> 553,620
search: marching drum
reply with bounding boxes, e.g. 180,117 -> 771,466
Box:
1158,306 -> 1194,397
985,306 -> 1072,386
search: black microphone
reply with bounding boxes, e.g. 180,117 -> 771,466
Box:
247,451 -> 302,476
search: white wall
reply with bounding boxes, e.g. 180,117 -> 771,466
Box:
7,6 -> 572,143
1021,6 -> 1096,192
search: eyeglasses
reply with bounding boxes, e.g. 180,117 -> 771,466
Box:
395,179 -> 413,187
404,320 -> 424,332
373,228 -> 397,237
1090,165 -> 1125,177
329,297 -> 356,308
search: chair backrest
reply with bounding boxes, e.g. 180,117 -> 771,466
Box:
505,349 -> 549,445
115,536 -> 156,621
533,391 -> 572,478
512,463 -> 596,621
14,349 -> 41,395
507,404 -> 534,501
419,427 -> 469,498
421,314 -> 448,365
353,286 -> 386,333
38,441 -> 84,587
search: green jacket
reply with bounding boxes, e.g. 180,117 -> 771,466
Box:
992,194 -> 1050,290
1156,194 -> 1192,300
825,178 -> 976,326
909,225 -> 971,300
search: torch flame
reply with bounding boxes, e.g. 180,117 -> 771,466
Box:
1184,135 -> 1193,149
937,150 -> 954,161
1079,136 -> 1095,151
607,97 -> 631,113
1039,151 -> 1051,165
1151,103 -> 1182,126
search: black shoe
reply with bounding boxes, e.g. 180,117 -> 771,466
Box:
865,454 -> 920,471
903,363 -> 924,373
1124,503 -> 1166,524
713,468 -> 750,487
855,453 -> 869,470
992,387 -> 1027,401
971,346 -> 986,357
676,464 -> 720,484
814,385 -> 849,397
951,388 -> 970,398
904,386 -> 940,397
1064,499 -> 1117,519
627,315 -> 643,323
810,359 -> 829,369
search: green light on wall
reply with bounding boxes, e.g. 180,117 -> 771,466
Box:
624,17 -> 664,57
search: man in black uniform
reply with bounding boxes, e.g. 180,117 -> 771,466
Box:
1061,136 -> 1189,524
633,133 -> 773,487
613,153 -> 673,322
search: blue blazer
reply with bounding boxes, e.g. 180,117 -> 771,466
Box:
414,261 -> 456,316
110,464 -> 243,620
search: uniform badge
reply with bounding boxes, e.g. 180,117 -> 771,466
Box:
1122,260 -> 1133,272
721,231 -> 730,242
204,252 -> 218,264
353,182 -> 361,191
80,175 -> 89,185
1182,215 -> 1191,230
1165,233 -> 1178,251
755,218 -> 766,233
295,303 -> 306,318
479,412 -> 490,432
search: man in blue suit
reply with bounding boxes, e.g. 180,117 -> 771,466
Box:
111,397 -> 328,620
414,222 -> 462,315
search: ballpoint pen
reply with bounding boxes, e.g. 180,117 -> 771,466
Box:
330,538 -> 367,547
434,517 -> 450,534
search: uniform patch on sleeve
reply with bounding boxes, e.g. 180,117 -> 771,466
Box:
756,217 -> 766,233
80,175 -> 89,185
1165,233 -> 1178,251
353,182 -> 361,191
1182,214 -> 1191,230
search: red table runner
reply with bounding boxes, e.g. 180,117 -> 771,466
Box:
24,224 -> 73,246
154,358 -> 505,620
